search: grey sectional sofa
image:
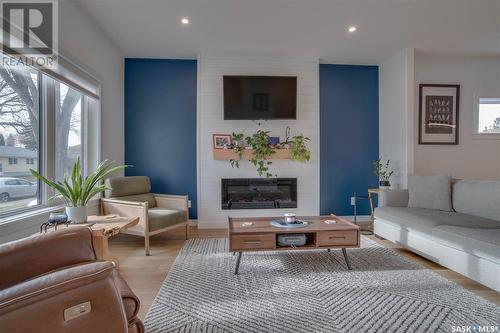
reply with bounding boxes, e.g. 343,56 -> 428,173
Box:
374,180 -> 500,292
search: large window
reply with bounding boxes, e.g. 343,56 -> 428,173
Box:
476,97 -> 500,135
0,60 -> 40,212
0,54 -> 93,217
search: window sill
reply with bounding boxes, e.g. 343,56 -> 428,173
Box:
0,198 -> 101,244
0,198 -> 100,227
472,133 -> 500,140
0,205 -> 65,227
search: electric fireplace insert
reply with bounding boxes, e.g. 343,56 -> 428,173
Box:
221,178 -> 297,210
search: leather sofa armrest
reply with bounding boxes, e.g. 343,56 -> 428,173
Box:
128,318 -> 146,333
0,261 -> 128,333
112,271 -> 140,324
0,227 -> 96,290
378,189 -> 409,208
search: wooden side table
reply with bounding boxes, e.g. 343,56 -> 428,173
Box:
87,215 -> 139,267
368,188 -> 380,231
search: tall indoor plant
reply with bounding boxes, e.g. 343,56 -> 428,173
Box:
30,158 -> 128,223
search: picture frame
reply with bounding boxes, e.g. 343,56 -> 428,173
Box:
212,134 -> 232,149
419,84 -> 460,145
268,136 -> 280,147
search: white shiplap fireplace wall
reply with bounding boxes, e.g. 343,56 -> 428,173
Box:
197,54 -> 320,228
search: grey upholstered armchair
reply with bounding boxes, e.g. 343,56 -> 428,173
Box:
101,176 -> 189,255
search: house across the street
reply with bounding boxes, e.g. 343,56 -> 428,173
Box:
0,146 -> 38,177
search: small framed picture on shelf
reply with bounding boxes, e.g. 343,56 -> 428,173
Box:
212,134 -> 232,149
268,136 -> 280,147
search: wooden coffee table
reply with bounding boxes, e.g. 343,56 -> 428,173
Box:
228,215 -> 360,274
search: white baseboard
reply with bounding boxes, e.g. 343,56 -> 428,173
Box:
339,215 -> 372,222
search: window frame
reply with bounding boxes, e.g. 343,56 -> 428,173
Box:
0,69 -> 99,220
473,94 -> 500,139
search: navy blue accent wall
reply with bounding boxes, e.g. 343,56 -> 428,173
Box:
125,59 -> 197,218
320,64 -> 379,216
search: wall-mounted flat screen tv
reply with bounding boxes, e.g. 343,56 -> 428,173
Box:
223,76 -> 297,120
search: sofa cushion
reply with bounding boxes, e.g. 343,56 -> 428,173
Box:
432,225 -> 500,264
148,208 -> 186,232
375,206 -> 500,237
453,180 -> 500,221
110,193 -> 156,208
105,176 -> 151,197
408,174 -> 452,211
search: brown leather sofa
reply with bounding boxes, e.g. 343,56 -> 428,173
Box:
0,227 -> 144,333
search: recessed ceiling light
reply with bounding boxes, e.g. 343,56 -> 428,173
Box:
181,17 -> 190,25
348,26 -> 357,33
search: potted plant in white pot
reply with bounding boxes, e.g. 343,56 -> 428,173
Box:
373,158 -> 394,188
30,158 -> 128,223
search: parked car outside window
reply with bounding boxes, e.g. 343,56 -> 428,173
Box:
0,177 -> 37,203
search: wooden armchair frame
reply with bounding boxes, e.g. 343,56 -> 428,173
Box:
101,194 -> 189,255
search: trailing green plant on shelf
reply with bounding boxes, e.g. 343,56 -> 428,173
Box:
227,130 -> 312,178
247,130 -> 275,178
229,132 -> 245,168
288,134 -> 311,162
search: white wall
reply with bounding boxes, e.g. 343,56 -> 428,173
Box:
197,54 -> 320,228
379,48 -> 414,189
413,53 -> 500,180
59,0 -> 124,170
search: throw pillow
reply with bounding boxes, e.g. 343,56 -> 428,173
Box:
408,174 -> 452,211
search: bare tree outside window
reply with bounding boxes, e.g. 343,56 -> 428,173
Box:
56,82 -> 82,181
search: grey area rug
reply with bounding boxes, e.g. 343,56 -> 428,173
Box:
144,237 -> 499,333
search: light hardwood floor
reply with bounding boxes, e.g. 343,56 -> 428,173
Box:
109,225 -> 500,320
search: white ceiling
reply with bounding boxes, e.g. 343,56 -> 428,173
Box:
76,0 -> 500,64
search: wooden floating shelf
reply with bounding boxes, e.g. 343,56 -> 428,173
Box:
213,148 -> 292,160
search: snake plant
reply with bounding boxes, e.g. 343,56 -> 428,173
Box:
30,158 -> 128,207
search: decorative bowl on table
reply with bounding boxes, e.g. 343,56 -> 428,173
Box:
270,219 -> 308,229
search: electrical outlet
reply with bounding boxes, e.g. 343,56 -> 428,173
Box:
188,200 -> 192,208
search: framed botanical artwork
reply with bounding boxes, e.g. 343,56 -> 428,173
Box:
212,134 -> 232,149
419,84 -> 460,145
